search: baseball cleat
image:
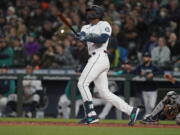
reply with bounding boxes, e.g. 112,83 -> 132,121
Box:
140,115 -> 159,125
79,115 -> 99,124
128,108 -> 140,126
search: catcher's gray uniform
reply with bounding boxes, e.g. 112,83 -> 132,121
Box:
142,91 -> 180,125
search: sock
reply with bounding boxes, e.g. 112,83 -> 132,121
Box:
84,101 -> 96,117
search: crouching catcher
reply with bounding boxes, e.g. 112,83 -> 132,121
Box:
141,91 -> 180,125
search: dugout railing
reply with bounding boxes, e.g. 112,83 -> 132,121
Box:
0,69 -> 180,118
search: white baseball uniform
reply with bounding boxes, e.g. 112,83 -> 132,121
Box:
77,21 -> 133,115
8,80 -> 42,103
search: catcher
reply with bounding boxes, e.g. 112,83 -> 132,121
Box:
141,73 -> 180,125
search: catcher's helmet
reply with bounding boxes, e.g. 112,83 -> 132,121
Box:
86,5 -> 104,20
167,91 -> 178,99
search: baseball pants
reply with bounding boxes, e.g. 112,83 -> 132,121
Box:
78,51 -> 133,115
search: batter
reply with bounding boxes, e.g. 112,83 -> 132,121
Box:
76,5 -> 140,125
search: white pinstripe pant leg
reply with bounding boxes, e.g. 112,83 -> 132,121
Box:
77,53 -> 105,102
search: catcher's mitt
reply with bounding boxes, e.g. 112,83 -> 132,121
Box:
161,104 -> 179,120
164,73 -> 176,83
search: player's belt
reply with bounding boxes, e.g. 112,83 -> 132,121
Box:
89,50 -> 107,57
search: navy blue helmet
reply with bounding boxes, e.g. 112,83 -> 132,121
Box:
86,5 -> 104,20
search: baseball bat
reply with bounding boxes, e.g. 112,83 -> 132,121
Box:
56,13 -> 79,36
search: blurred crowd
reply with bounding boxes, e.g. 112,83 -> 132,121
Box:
0,0 -> 180,71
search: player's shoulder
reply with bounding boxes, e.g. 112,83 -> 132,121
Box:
81,24 -> 91,31
99,21 -> 112,33
99,21 -> 111,27
82,24 -> 91,29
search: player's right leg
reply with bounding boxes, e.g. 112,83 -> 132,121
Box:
77,54 -> 105,124
77,54 -> 102,103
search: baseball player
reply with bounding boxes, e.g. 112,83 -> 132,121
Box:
57,80 -> 82,119
7,65 -> 43,117
129,52 -> 164,115
76,5 -> 140,125
141,74 -> 180,125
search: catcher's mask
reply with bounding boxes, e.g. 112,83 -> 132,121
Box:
165,91 -> 178,104
86,5 -> 104,20
167,91 -> 178,99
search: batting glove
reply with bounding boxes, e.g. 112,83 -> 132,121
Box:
75,32 -> 87,41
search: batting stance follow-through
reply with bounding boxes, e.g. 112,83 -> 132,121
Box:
76,5 -> 140,125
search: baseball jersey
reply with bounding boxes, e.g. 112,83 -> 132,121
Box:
23,80 -> 42,96
80,21 -> 112,55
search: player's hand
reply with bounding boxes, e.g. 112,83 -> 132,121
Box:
146,73 -> 153,79
122,64 -> 132,73
140,71 -> 146,76
164,73 -> 176,83
74,32 -> 87,41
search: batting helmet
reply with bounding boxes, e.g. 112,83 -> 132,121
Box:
86,5 -> 104,20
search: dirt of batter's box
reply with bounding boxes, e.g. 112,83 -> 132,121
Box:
0,121 -> 179,128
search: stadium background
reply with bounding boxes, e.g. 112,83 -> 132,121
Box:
0,0 -> 180,119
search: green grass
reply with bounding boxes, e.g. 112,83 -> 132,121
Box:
0,118 -> 179,135
0,126 -> 180,135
